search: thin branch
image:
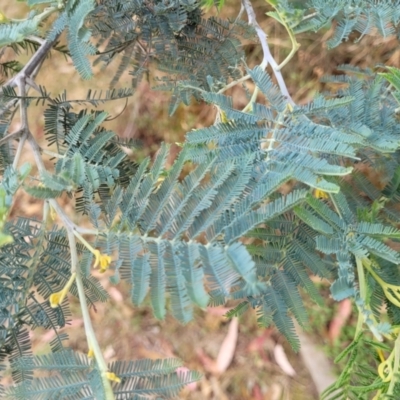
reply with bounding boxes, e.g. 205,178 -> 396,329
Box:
1,35 -> 59,125
42,149 -> 64,159
0,98 -> 19,120
13,77 -> 29,169
65,228 -> 115,400
0,129 -> 23,146
26,35 -> 46,45
49,199 -> 99,235
1,16 -> 114,397
27,132 -> 46,174
5,36 -> 59,90
75,226 -> 100,235
217,73 -> 252,94
12,136 -> 27,170
355,257 -> 366,336
241,0 -> 295,105
277,41 -> 300,71
242,86 -> 259,112
47,192 -> 112,398
242,0 -> 269,69
105,98 -> 128,121
388,334 -> 400,394
274,8 -> 301,71
301,12 -> 318,23
235,3 -> 245,23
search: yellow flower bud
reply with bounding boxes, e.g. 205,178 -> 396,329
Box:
87,347 -> 95,358
99,254 -> 112,273
50,205 -> 57,221
49,291 -> 64,308
313,188 -> 329,199
49,273 -> 76,308
104,372 -> 121,383
93,250 -> 112,273
0,11 -> 9,24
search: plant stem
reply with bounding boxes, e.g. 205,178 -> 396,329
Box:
274,10 -> 301,71
12,135 -> 26,170
242,86 -> 259,112
242,0 -> 295,105
49,199 -> 98,235
27,133 -> 46,174
218,74 -> 252,94
66,228 -> 115,400
42,149 -> 64,159
26,118 -> 112,396
301,12 -> 317,23
277,41 -> 300,71
49,197 -> 112,391
13,78 -> 29,169
6,36 -> 59,90
0,129 -> 23,147
387,334 -> 400,395
73,229 -> 97,252
355,257 -> 366,335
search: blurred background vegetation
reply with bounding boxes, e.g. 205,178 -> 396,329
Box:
2,0 -> 400,398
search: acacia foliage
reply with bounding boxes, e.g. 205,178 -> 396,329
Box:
1,0 -> 400,399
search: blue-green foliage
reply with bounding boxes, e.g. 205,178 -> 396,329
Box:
55,0 -> 97,79
2,0 -> 400,398
0,19 -> 40,48
272,0 -> 400,49
7,348 -> 200,399
0,0 -> 96,78
89,0 -> 251,112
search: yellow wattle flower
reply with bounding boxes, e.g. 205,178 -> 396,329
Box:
99,254 -> 112,273
50,205 -> 57,221
81,240 -> 112,273
313,188 -> 329,199
49,291 -> 64,308
87,347 -> 95,358
93,250 -> 112,273
49,273 -> 76,308
0,11 -> 9,24
104,371 -> 121,383
219,110 -> 229,123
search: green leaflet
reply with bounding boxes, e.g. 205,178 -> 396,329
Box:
8,349 -> 200,399
0,19 -> 39,47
